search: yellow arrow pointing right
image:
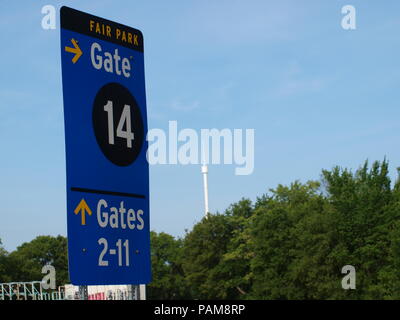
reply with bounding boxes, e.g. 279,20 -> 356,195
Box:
65,38 -> 83,64
74,198 -> 92,226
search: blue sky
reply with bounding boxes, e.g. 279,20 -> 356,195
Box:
1,0 -> 400,251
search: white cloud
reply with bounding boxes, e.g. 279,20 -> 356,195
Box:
277,77 -> 326,96
274,61 -> 328,97
170,99 -> 200,112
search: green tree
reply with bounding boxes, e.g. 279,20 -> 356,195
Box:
178,160 -> 400,299
286,185 -> 342,299
147,231 -> 190,299
366,166 -> 400,299
219,199 -> 254,299
0,238 -> 11,283
248,181 -> 328,299
182,213 -> 236,299
322,160 -> 397,299
7,235 -> 68,287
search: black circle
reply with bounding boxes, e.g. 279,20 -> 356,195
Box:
92,83 -> 144,166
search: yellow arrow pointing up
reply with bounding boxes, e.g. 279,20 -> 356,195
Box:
65,38 -> 83,64
74,199 -> 92,226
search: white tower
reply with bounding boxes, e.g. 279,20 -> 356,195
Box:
201,165 -> 209,218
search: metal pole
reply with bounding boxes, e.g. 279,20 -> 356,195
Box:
129,285 -> 140,300
79,285 -> 88,300
140,284 -> 146,300
201,165 -> 209,218
136,285 -> 140,300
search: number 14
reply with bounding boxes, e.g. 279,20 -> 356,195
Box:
103,100 -> 134,148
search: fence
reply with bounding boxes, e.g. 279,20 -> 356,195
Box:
0,281 -> 64,300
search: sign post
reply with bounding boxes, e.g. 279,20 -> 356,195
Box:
60,6 -> 151,286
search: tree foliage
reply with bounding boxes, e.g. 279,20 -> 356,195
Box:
176,159 -> 400,299
0,239 -> 10,283
1,160 -> 400,299
0,235 -> 68,287
147,231 -> 189,299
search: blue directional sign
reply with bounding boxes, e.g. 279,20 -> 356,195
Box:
60,6 -> 151,285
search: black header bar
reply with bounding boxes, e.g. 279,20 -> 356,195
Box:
60,6 -> 144,52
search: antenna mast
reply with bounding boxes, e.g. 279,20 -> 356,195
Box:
201,165 -> 209,218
